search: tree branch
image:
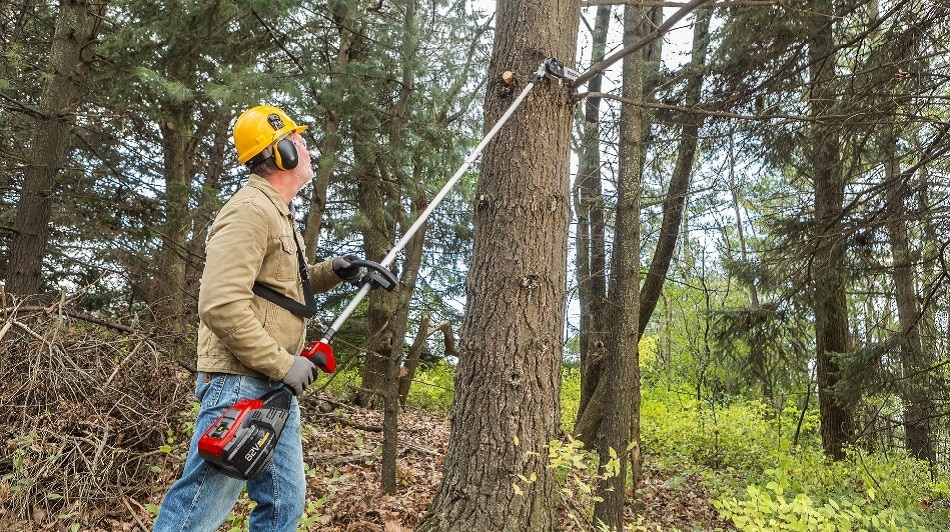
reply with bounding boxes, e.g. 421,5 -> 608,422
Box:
15,305 -> 137,333
573,0 -> 714,87
580,91 -> 806,121
579,91 -> 950,126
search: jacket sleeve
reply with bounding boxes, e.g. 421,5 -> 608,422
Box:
309,259 -> 344,294
198,200 -> 294,381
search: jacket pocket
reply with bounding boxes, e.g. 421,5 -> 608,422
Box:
274,235 -> 298,281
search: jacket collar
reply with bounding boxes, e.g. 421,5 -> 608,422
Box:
247,174 -> 291,217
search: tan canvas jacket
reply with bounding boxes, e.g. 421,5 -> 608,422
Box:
196,175 -> 342,381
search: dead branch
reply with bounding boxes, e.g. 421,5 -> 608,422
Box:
15,305 -> 137,333
429,320 -> 458,359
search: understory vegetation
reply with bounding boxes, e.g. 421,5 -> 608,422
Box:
2,312 -> 949,531
239,353 -> 950,531
571,365 -> 950,531
306,358 -> 950,530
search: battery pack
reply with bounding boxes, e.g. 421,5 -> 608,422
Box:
197,388 -> 292,479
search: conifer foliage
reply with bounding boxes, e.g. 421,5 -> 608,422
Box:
3,0 -> 950,530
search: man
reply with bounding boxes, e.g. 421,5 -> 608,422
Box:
154,105 -> 359,531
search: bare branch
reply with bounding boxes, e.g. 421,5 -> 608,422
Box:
15,305 -> 137,333
579,91 -> 950,126
573,0 -> 714,87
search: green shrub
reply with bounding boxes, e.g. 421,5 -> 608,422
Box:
639,386 -> 949,530
405,361 -> 455,412
319,361 -> 455,412
712,450 -> 935,531
640,389 -> 787,478
561,366 -> 582,432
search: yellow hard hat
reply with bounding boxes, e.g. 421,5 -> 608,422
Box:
233,105 -> 308,165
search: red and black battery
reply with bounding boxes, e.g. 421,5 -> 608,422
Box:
197,388 -> 292,479
196,341 -> 335,479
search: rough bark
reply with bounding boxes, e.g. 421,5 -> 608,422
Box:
416,0 -> 578,527
807,0 -> 853,460
592,3 -> 643,528
574,2 -> 611,439
7,0 -> 106,295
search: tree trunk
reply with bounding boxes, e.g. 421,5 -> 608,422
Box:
592,4 -> 644,528
186,115 -> 230,297
399,313 -> 430,405
356,0 -> 423,413
380,176 -> 428,494
417,0 -> 578,527
869,6 -> 935,465
153,101 -> 195,336
882,131 -> 934,465
914,159 -> 942,470
6,0 -> 105,296
806,0 -> 853,460
303,3 -> 354,252
574,2 -> 610,441
354,140 -> 397,409
303,110 -> 340,253
637,6 -> 710,338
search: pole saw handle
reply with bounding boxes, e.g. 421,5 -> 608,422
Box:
346,259 -> 398,291
301,339 -> 335,373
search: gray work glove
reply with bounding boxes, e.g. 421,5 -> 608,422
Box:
281,356 -> 316,396
332,254 -> 362,282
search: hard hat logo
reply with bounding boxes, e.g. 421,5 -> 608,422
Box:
233,105 -> 307,165
266,114 -> 285,131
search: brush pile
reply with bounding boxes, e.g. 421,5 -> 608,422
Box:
0,301 -> 190,530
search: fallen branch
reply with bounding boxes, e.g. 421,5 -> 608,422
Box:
14,305 -> 137,334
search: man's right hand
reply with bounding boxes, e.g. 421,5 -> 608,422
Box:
332,254 -> 362,282
281,356 -> 316,396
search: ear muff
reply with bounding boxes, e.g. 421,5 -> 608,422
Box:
273,138 -> 299,170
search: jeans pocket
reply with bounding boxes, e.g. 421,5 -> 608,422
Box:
196,373 -> 281,409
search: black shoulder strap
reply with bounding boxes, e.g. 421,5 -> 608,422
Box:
252,282 -> 317,318
252,230 -> 319,319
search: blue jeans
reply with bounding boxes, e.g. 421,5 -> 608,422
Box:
153,373 -> 306,532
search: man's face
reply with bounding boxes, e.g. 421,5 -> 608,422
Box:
289,133 -> 315,189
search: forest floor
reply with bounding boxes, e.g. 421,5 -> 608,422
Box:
142,395 -> 735,532
0,313 -> 734,532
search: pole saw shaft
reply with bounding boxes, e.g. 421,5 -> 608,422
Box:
321,60 -> 556,342
198,57 -> 580,481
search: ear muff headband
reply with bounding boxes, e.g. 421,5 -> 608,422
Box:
273,138 -> 299,170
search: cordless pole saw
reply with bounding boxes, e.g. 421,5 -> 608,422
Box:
197,57 -> 579,480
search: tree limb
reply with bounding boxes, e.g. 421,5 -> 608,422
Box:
579,91 -> 948,125
573,0 -> 714,87
14,305 -> 137,333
